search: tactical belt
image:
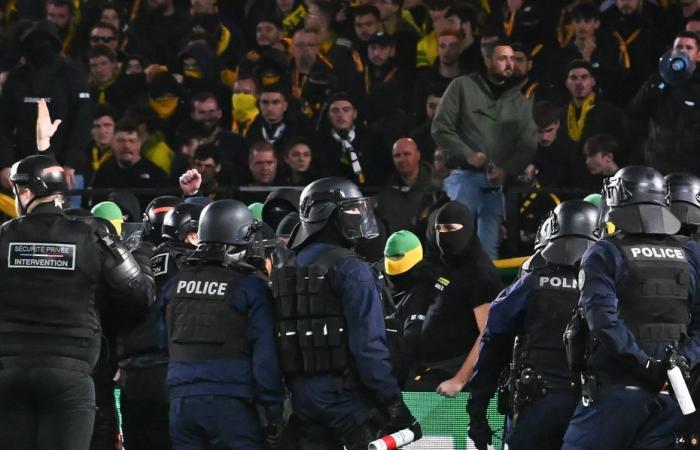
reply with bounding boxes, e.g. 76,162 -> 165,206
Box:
0,355 -> 92,374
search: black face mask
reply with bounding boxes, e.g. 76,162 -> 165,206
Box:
388,271 -> 415,293
435,201 -> 475,260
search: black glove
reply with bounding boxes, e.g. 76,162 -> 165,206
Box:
265,418 -> 285,449
668,347 -> 691,380
640,357 -> 667,393
468,417 -> 492,450
380,398 -> 422,440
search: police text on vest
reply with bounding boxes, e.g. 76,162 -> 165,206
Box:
630,247 -> 685,259
176,280 -> 228,296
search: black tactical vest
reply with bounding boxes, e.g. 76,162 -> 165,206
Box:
609,234 -> 690,359
166,263 -> 249,362
271,247 -> 354,375
0,211 -> 101,365
521,266 -> 580,376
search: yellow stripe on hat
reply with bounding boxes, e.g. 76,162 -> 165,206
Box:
385,245 -> 423,276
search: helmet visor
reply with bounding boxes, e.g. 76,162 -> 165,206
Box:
338,198 -> 379,240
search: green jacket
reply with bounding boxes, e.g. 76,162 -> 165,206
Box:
431,72 -> 537,177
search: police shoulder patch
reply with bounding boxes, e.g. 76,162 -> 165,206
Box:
578,269 -> 586,290
151,252 -> 169,277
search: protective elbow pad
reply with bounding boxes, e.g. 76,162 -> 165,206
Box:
101,234 -> 144,291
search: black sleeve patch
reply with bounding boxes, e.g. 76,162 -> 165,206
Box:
151,252 -> 169,277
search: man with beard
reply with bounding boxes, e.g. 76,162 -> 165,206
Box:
432,38 -> 537,259
91,119 -> 169,210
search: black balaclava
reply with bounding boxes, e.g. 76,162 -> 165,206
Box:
22,34 -> 59,67
435,201 -> 476,262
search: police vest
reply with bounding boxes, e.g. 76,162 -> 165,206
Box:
0,212 -> 101,365
271,247 -> 354,375
609,234 -> 690,359
520,266 -> 580,379
152,240 -> 194,293
166,263 -> 249,362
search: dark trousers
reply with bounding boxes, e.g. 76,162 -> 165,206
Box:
563,385 -> 684,449
169,395 -> 264,450
290,376 -> 379,450
120,365 -> 171,450
90,380 -> 118,450
507,392 -> 579,450
0,367 -> 96,450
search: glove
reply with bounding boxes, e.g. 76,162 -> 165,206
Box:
265,418 -> 285,449
668,348 -> 691,380
640,357 -> 667,393
380,398 -> 422,440
468,417 -> 492,450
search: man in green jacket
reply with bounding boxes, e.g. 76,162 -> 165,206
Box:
431,38 -> 537,259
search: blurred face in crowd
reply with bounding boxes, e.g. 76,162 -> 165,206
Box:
193,156 -> 220,184
292,31 -> 321,70
537,121 -> 560,147
233,78 -> 257,96
392,138 -> 421,178
673,36 -> 700,63
512,50 -> 531,80
368,43 -> 395,66
486,45 -> 515,82
191,0 -> 217,14
257,21 -> 282,47
616,0 -> 640,15
259,92 -> 288,124
125,58 -> 144,74
573,16 -> 600,40
284,142 -> 312,172
433,147 -> 450,178
585,152 -> 614,175
47,3 -> 71,30
112,130 -> 142,167
687,20 -> 700,36
100,8 -> 121,30
355,13 -> 381,41
426,94 -> 441,120
429,7 -> 455,34
192,97 -> 222,131
181,137 -> 205,158
304,4 -> 328,33
566,68 -> 596,100
249,148 -> 278,184
89,55 -> 118,83
90,26 -> 118,51
373,0 -> 400,20
438,34 -> 462,66
92,115 -> 115,148
328,100 -> 356,131
277,0 -> 296,14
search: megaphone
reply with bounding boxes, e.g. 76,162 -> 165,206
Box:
659,50 -> 695,85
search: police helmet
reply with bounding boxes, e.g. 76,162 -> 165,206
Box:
665,173 -> 700,227
143,196 -> 180,235
262,187 -> 301,231
603,166 -> 680,235
198,199 -> 255,245
289,177 -> 378,249
541,200 -> 599,266
162,203 -> 203,242
521,215 -> 552,272
10,154 -> 67,197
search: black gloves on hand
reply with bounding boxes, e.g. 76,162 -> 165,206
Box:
641,357 -> 667,393
668,348 -> 691,380
265,419 -> 285,449
380,398 -> 422,440
468,417 -> 492,450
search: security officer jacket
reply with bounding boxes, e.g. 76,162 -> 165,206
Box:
160,247 -> 284,413
0,202 -> 152,371
468,266 -> 580,418
293,242 -> 402,403
579,234 -> 700,386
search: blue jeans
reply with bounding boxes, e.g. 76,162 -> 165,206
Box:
562,385 -> 683,449
443,170 -> 504,260
0,367 -> 96,450
169,395 -> 264,450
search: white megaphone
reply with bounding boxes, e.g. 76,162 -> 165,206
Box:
659,50 -> 695,85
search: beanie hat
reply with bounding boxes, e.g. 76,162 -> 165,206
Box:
91,201 -> 124,235
248,202 -> 264,221
384,230 -> 423,275
583,193 -> 602,208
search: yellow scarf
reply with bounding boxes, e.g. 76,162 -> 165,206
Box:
557,9 -> 574,48
567,93 -> 596,142
282,4 -> 307,36
91,146 -> 112,172
217,25 -> 231,56
149,96 -> 179,119
613,29 -> 641,70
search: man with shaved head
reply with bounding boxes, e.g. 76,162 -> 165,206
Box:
376,137 -> 440,237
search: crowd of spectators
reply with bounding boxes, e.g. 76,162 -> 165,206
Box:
1,0 -> 700,258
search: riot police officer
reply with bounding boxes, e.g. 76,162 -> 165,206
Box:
0,154 -> 153,450
562,166 -> 700,449
467,200 -> 599,450
278,177 -> 421,449
162,199 -> 285,449
666,173 -> 700,240
142,196 -> 181,245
